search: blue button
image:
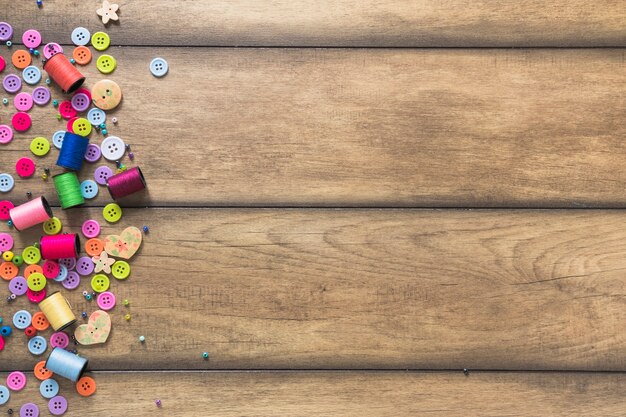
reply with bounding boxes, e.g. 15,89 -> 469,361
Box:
12,310 -> 31,329
87,108 -> 106,126
39,378 -> 59,398
22,66 -> 42,85
52,130 -> 65,149
71,27 -> 91,46
53,264 -> 68,282
0,385 -> 9,405
0,173 -> 14,192
28,335 -> 47,355
80,179 -> 99,199
149,57 -> 168,77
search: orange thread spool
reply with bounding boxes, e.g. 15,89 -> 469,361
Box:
43,54 -> 85,94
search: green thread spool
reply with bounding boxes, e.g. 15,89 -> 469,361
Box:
53,172 -> 85,209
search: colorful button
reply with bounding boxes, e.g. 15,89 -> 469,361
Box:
84,143 -> 101,162
20,403 -> 39,417
94,165 -> 113,184
0,56 -> 4,73
75,256 -> 94,275
42,217 -> 62,235
22,29 -> 42,48
0,202 -> 12,220
91,274 -> 110,292
23,246 -> 42,264
112,260 -> 130,280
52,130 -> 65,148
58,257 -> 76,270
81,179 -> 99,199
22,65 -> 41,85
0,335 -> 3,351
0,173 -> 14,192
103,203 -> 122,223
48,395 -> 68,416
50,332 -> 69,349
71,27 -> 91,46
24,264 -> 43,278
0,22 -> 13,42
0,261 -> 18,280
0,125 -> 13,144
82,219 -> 101,238
75,87 -> 92,102
62,271 -> 80,290
42,43 -> 63,60
40,378 -> 58,398
27,288 -> 46,303
0,385 -> 9,405
71,45 -> 92,66
73,117 -> 92,136
12,255 -> 24,267
28,335 -> 47,355
91,79 -> 122,110
8,276 -> 28,295
87,108 -> 106,126
100,136 -> 125,160
32,86 -> 51,105
16,157 -> 36,177
12,50 -> 31,69
42,260 -> 60,279
97,54 -> 116,74
7,371 -> 26,391
27,272 -> 46,291
53,264 -> 68,282
97,291 -> 116,310
71,93 -> 90,112
12,112 -> 31,132
85,238 -> 104,256
13,310 -> 32,330
34,361 -> 53,380
3,74 -> 21,93
30,136 -> 50,156
150,57 -> 169,77
32,312 -> 50,331
76,376 -> 96,396
14,92 -> 33,111
66,116 -> 78,134
0,233 -> 14,250
59,100 -> 77,119
91,31 -> 110,51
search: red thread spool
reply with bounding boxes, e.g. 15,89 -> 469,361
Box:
106,167 -> 147,200
40,234 -> 80,260
43,53 -> 85,94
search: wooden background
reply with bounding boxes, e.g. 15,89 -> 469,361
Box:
1,1 -> 625,415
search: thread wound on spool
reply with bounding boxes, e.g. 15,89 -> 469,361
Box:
39,292 -> 77,331
41,234 -> 80,259
43,53 -> 85,94
57,132 -> 89,171
53,172 -> 85,209
45,347 -> 88,382
9,196 -> 53,231
107,166 -> 147,200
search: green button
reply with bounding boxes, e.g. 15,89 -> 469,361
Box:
96,54 -> 116,74
30,137 -> 50,156
72,118 -> 92,137
27,272 -> 46,291
22,245 -> 41,265
91,32 -> 110,51
112,260 -> 130,280
91,274 -> 110,292
43,217 -> 62,235
103,203 -> 122,223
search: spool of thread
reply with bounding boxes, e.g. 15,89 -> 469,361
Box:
43,53 -> 85,94
45,347 -> 88,382
41,234 -> 80,259
39,291 -> 76,331
53,172 -> 85,209
57,132 -> 89,171
9,196 -> 53,231
107,166 -> 147,200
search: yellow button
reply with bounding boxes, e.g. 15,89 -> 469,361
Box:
2,250 -> 13,262
91,32 -> 110,51
22,246 -> 41,265
96,54 -> 116,74
91,274 -> 110,292
112,260 -> 130,280
27,272 -> 46,291
72,118 -> 92,137
103,203 -> 122,223
30,137 -> 50,156
42,217 -> 62,235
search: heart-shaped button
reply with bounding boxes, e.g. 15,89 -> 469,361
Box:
74,310 -> 111,345
103,226 -> 142,259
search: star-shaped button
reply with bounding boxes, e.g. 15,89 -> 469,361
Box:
92,251 -> 115,274
96,1 -> 119,24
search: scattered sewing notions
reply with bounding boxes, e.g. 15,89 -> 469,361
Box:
96,1 -> 119,24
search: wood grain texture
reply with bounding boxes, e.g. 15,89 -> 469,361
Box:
2,209 -> 625,371
5,0 -> 626,47
0,371 -> 624,416
1,48 -> 625,208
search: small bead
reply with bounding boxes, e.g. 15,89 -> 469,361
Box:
155,399 -> 161,407
37,0 -> 43,6
112,117 -> 118,124
56,114 -> 62,120
82,290 -> 88,296
26,191 -> 32,199
128,152 -> 135,160
82,312 -> 88,319
123,299 -> 129,306
125,144 -> 131,150
7,408 -> 13,415
6,41 -> 12,47
85,294 -> 92,301
52,99 -> 58,106
124,314 -> 131,321
2,98 -> 7,105
142,226 -> 149,233
33,50 -> 39,56
102,129 -> 107,135
9,294 -> 16,300
6,220 -> 12,227
69,58 -> 75,64
41,173 -> 47,180
99,123 -> 106,129
139,335 -> 145,343
45,78 -> 51,85
202,352 -> 209,359
33,242 -> 39,249
463,368 -> 470,376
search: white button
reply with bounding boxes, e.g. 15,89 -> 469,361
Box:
52,130 -> 65,149
100,136 -> 125,161
13,310 -> 32,329
0,173 -> 14,192
87,108 -> 106,126
150,58 -> 168,77
0,385 -> 9,405
71,27 -> 91,46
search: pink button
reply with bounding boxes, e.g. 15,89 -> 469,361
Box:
97,291 -> 116,310
42,42 -> 63,60
82,219 -> 100,238
15,157 -> 35,177
58,101 -> 76,119
66,116 -> 78,133
7,371 -> 26,391
0,56 -> 5,73
42,260 -> 60,279
0,125 -> 13,144
50,331 -> 69,349
12,112 -> 31,132
14,92 -> 33,111
0,201 -> 13,221
27,288 -> 46,303
0,335 -> 4,351
22,29 -> 42,48
0,232 -> 13,250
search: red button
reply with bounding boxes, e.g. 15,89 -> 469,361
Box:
66,116 -> 78,133
0,56 -> 5,73
0,335 -> 4,351
42,260 -> 59,279
15,157 -> 35,177
12,112 -> 31,132
27,288 -> 46,303
59,100 -> 76,119
0,201 -> 14,221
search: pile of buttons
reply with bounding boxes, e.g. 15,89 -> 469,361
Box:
0,10 -> 154,415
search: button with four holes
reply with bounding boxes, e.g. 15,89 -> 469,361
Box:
84,143 -> 101,162
71,92 -> 90,111
62,271 -> 80,290
0,385 -> 9,405
3,74 -> 21,93
0,173 -> 14,192
0,232 -> 12,250
73,117 -> 92,136
58,100 -> 76,119
97,291 -> 116,310
58,257 -> 76,271
12,50 -> 31,69
50,331 -> 69,349
52,130 -> 65,149
100,136 -> 125,160
15,157 -> 35,177
31,311 -> 50,331
103,203 -> 122,223
97,54 -> 117,74
150,57 -> 169,77
85,238 -> 104,257
91,274 -> 110,292
112,260 -> 130,280
39,378 -> 59,398
42,260 -> 60,279
8,276 -> 27,295
13,310 -> 32,330
81,179 -> 99,199
12,112 -> 32,132
28,335 -> 47,355
23,246 -> 42,265
75,256 -> 94,276
0,203 -> 13,221
91,31 -> 110,51
0,261 -> 18,280
82,219 -> 101,238
22,65 -> 41,85
0,22 -> 13,42
7,371 -> 26,391
27,288 -> 46,303
22,29 -> 42,48
87,108 -> 106,126
72,45 -> 92,65
24,264 -> 43,278
71,27 -> 91,46
32,86 -> 51,105
30,136 -> 50,156
34,361 -> 53,380
43,217 -> 62,235
42,42 -> 63,60
14,92 -> 33,111
27,272 -> 46,291
20,403 -> 39,417
94,165 -> 113,184
53,264 -> 68,282
48,395 -> 68,416
76,376 -> 96,396
0,125 -> 13,144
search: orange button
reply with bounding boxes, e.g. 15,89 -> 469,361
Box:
0,261 -> 17,280
12,50 -> 31,69
34,360 -> 54,380
31,311 -> 50,331
24,264 -> 43,278
76,376 -> 96,396
72,46 -> 92,65
85,238 -> 104,256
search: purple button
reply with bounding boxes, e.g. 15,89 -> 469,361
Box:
3,74 -> 21,94
0,22 -> 13,42
71,92 -> 90,112
7,371 -> 26,391
32,86 -> 51,105
50,332 -> 69,349
0,125 -> 13,144
43,43 -> 63,60
75,257 -> 94,276
82,219 -> 100,238
94,165 -> 113,184
22,29 -> 42,49
8,276 -> 27,296
48,396 -> 67,416
62,271 -> 80,290
84,144 -> 101,162
58,257 -> 76,271
20,402 -> 39,417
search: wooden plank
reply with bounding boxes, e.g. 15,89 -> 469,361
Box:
1,48 -> 625,208
2,208 -> 625,371
0,371 -> 624,416
5,1 -> 626,47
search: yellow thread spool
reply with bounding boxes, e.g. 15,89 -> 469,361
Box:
39,291 -> 76,331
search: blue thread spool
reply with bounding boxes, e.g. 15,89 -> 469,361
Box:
45,347 -> 88,382
56,132 -> 89,171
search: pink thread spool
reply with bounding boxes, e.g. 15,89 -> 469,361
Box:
9,196 -> 53,231
41,234 -> 80,259
106,167 -> 147,200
